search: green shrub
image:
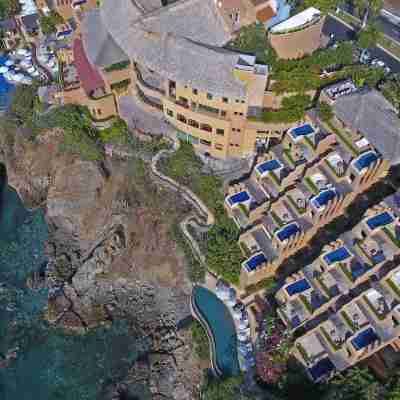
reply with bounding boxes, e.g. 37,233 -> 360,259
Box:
191,320 -> 210,360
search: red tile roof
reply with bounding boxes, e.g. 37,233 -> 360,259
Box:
73,38 -> 105,96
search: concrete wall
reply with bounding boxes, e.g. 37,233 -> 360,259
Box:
268,16 -> 325,60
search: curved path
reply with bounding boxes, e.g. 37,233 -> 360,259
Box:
150,139 -> 215,265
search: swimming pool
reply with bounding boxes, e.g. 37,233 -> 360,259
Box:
226,190 -> 251,207
289,123 -> 315,139
366,211 -> 394,230
285,278 -> 311,296
311,189 -> 336,210
322,246 -> 351,265
243,252 -> 267,272
353,151 -> 378,172
256,159 -> 282,175
351,327 -> 379,350
275,222 -> 300,242
308,357 -> 335,381
192,286 -> 240,376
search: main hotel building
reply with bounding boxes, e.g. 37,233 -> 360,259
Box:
70,0 -> 324,160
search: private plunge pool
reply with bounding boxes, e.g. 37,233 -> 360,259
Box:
192,286 -> 240,377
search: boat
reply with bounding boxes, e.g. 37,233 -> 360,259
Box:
27,66 -> 36,74
5,59 -> 14,67
0,66 -> 9,74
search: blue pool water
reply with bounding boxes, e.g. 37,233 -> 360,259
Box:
353,151 -> 378,172
0,55 -> 15,112
192,286 -> 240,376
311,189 -> 337,209
0,166 -> 150,399
366,211 -> 394,230
243,252 -> 267,272
351,262 -> 368,280
276,222 -> 300,242
351,327 -> 379,350
323,246 -> 351,265
290,123 -> 314,138
227,190 -> 250,206
308,357 -> 335,381
285,278 -> 311,296
256,159 -> 282,175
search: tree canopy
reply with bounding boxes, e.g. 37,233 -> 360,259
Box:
0,0 -> 20,19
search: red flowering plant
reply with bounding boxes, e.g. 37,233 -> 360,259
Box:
255,316 -> 292,384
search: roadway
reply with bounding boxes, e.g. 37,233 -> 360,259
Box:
323,15 -> 400,73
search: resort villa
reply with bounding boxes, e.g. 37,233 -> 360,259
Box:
226,91 -> 392,289
49,0 -> 337,158
275,199 -> 400,382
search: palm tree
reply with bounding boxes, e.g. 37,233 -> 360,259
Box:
354,0 -> 383,28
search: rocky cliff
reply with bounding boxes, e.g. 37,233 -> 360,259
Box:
0,128 -> 202,399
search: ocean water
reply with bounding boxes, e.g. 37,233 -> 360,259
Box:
0,167 -> 149,400
0,55 -> 15,113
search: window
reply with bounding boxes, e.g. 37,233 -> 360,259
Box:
215,144 -> 223,150
239,112 -> 243,116
221,110 -> 227,117
207,93 -> 213,100
200,139 -> 211,146
216,128 -> 224,136
200,123 -> 212,133
97,109 -> 102,115
257,130 -> 270,134
232,128 -> 236,132
177,114 -> 187,123
350,173 -> 355,182
234,112 -> 238,115
241,100 -> 245,103
167,109 -> 174,117
235,99 -> 239,103
193,88 -> 198,95
236,129 -> 241,132
222,97 -> 228,103
188,119 -> 199,128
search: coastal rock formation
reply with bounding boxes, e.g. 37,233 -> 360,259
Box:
0,130 -> 202,399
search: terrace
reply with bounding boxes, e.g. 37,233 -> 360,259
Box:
340,302 -> 368,333
278,297 -> 310,329
319,318 -> 351,351
386,269 -> 400,299
363,288 -> 389,321
295,331 -> 326,367
357,237 -> 387,266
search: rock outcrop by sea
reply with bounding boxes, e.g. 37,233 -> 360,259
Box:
0,128 -> 202,399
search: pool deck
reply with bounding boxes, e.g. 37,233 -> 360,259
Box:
203,271 -> 258,343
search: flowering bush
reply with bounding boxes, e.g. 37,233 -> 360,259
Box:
255,316 -> 292,384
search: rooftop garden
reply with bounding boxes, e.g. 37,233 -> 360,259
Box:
104,60 -> 131,73
226,22 -> 276,65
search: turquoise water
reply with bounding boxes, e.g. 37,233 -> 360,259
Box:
0,168 -> 149,399
192,286 -> 240,376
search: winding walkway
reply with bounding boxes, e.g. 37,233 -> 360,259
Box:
150,139 -> 215,265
